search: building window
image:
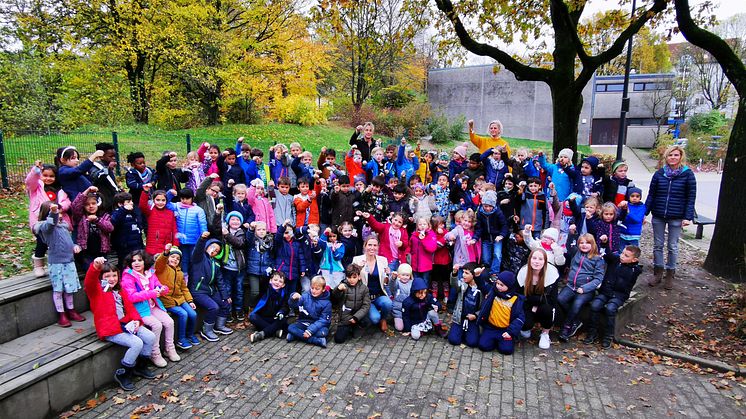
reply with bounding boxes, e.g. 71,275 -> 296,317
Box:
605,83 -> 624,92
596,84 -> 607,92
633,83 -> 645,91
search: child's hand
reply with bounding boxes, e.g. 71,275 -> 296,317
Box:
569,224 -> 576,234
291,293 -> 301,300
356,125 -> 363,133
143,183 -> 152,191
513,215 -> 520,223
237,137 -> 244,143
86,186 -> 99,194
502,332 -> 511,339
524,224 -> 532,232
402,332 -> 410,337
93,256 -> 106,269
466,314 -> 476,321
50,203 -> 59,213
35,160 -> 43,168
452,264 -> 460,273
467,119 -> 474,130
548,182 -> 555,190
324,227 -> 332,236
155,287 -> 162,297
532,306 -> 538,313
169,152 -> 177,158
243,223 -> 250,229
124,202 -> 134,211
599,234 -> 608,243
349,318 -> 356,325
74,245 -> 82,254
227,179 -> 235,187
209,173 -> 219,179
222,227 -> 229,236
89,150 -> 105,161
338,283 -> 347,292
303,330 -> 311,339
216,203 -> 224,213
474,267 -> 484,276
618,200 -> 628,209
164,243 -> 172,252
203,142 -> 210,148
189,302 -> 196,310
226,297 -> 232,305
576,288 -> 584,294
201,231 -> 210,239
395,240 -> 403,248
87,214 -> 98,223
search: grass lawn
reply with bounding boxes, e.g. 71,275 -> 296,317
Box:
0,189 -> 35,278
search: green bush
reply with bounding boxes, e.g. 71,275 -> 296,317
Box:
428,114 -> 465,144
225,96 -> 264,124
150,107 -> 204,130
370,85 -> 416,109
368,102 -> 431,138
273,95 -> 327,126
688,110 -> 726,134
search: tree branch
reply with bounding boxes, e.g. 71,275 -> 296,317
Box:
552,0 -> 591,66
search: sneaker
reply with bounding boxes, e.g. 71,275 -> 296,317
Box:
583,332 -> 598,345
286,333 -> 296,342
520,330 -> 532,339
568,321 -> 583,337
236,310 -> 246,322
602,335 -> 613,349
312,337 -> 327,348
558,325 -> 571,342
288,309 -> 296,318
250,331 -> 265,343
188,335 -> 200,346
538,332 -> 551,349
435,323 -> 449,338
176,338 -> 193,350
276,329 -> 285,339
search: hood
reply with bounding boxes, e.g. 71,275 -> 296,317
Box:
516,264 -> 559,288
311,290 -> 331,300
410,277 -> 428,294
205,239 -> 224,260
582,156 -> 600,171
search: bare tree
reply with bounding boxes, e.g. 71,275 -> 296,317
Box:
644,87 -> 673,145
687,44 -> 732,110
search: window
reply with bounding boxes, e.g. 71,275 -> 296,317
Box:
605,83 -> 624,92
633,83 -> 645,91
595,84 -> 607,92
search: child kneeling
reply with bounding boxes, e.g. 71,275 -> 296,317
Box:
84,257 -> 156,391
287,276 -> 332,348
477,271 -> 525,354
402,278 -> 448,340
448,262 -> 483,347
249,271 -> 290,343
333,264 -> 371,343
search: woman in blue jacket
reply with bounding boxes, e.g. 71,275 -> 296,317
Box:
644,145 -> 696,290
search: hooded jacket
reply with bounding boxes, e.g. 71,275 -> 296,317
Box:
139,191 -> 179,255
396,143 -> 420,182
175,202 -> 207,245
58,159 -> 94,202
252,284 -> 290,319
409,229 -> 438,272
189,237 -> 228,297
289,289 -> 332,335
26,166 -> 72,231
318,234 -> 345,273
475,205 -> 509,243
567,156 -> 604,197
565,248 -> 606,293
599,252 -> 642,301
120,268 -> 169,317
517,263 -> 559,310
645,166 -> 697,221
477,272 -> 525,336
333,279 -> 371,324
154,253 -> 193,308
401,277 -> 439,332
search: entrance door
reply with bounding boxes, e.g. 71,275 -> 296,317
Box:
591,118 -> 620,145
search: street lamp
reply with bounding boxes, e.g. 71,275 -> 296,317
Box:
615,0 -> 637,162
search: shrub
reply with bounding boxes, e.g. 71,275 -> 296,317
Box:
688,110 -> 726,134
370,85 -> 416,109
225,96 -> 264,124
428,114 -> 465,144
273,95 -> 327,126
150,107 -> 203,130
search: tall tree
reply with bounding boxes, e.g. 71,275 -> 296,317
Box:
433,0 -> 667,158
675,0 -> 746,281
686,44 -> 733,110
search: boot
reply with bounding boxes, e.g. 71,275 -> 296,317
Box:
165,347 -> 181,362
201,322 -> 220,342
648,266 -> 664,287
132,357 -> 155,379
601,334 -> 614,349
379,319 -> 388,332
66,309 -> 86,322
435,323 -> 448,338
151,352 -> 167,368
250,330 -> 265,343
214,317 -> 234,335
583,330 -> 598,345
663,269 -> 675,290
57,311 -> 71,328
32,256 -> 47,278
114,365 -> 135,391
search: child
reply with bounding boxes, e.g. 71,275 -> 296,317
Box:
445,209 -> 480,285
584,245 -> 642,348
521,226 -> 566,267
344,146 -> 365,185
475,190 -> 509,274
84,257 -> 156,391
196,174 -> 224,237
477,271 -> 525,354
125,152 -> 155,211
619,187 -> 645,248
430,216 -> 452,302
518,177 -> 550,238
155,151 -> 189,194
317,178 -> 333,231
34,202 -> 86,327
71,186 -> 113,270
603,161 -> 635,206
287,276 -> 332,348
517,248 -> 559,349
503,231 -> 530,275
319,227 -> 346,289
248,179 -> 277,233
450,174 -> 476,212
409,183 -> 436,221
591,202 -> 622,255
317,147 -> 344,180
189,232 -> 233,342
362,211 -> 409,273
364,146 -> 386,181
217,149 -> 244,196
155,244 -> 200,350
330,175 -> 359,229
537,149 -> 574,202
568,156 -> 604,201
431,173 -> 451,220
140,185 -> 179,256
448,144 -> 469,180
174,188 -> 208,273
226,183 -> 255,226
222,211 -> 248,321
332,264 -> 371,343
197,142 -> 221,180
383,145 -> 397,182
293,177 -> 321,227
338,221 -> 362,268
395,138 -> 419,183
557,234 -> 606,342
111,192 -> 144,268
88,143 -> 119,211
26,161 -> 72,277
56,146 -> 100,201
287,142 -> 303,191
249,270 -> 290,343
507,148 -> 536,183
401,277 -> 447,340
388,183 -> 413,223
271,176 -> 295,230
481,146 -> 510,186
268,144 -> 291,186
291,151 -> 317,184
567,196 -> 601,247
409,218 -> 438,284
463,153 -> 485,189
390,263 -> 414,332
120,250 -> 178,367
497,174 -> 520,230
274,221 -> 307,293
359,176 -> 389,223
246,221 -> 275,311
447,262 -> 483,347
184,150 -> 210,193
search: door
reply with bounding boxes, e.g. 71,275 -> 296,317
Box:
591,118 -> 620,145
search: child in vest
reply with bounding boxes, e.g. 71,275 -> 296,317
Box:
248,178 -> 277,233
156,244 -> 199,350
72,186 -> 114,271
174,188 -> 207,274
271,176 -> 295,230
602,161 -> 635,206
189,232 -> 233,342
111,192 -> 144,269
448,262 -> 484,347
518,177 -> 549,239
120,250 -> 178,367
249,270 -> 290,343
477,271 -> 525,354
391,263 -> 415,332
401,277 -> 448,340
319,227 -> 346,289
584,245 -> 642,349
618,187 -> 646,248
222,211 -> 248,322
591,202 -> 622,255
287,276 -> 332,348
34,202 -> 86,327
246,221 -> 275,311
333,264 -> 371,343
475,190 -> 509,274
558,234 -> 606,342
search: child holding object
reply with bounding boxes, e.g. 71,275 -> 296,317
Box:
287,276 -> 332,348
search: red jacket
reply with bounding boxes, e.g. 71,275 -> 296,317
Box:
433,228 -> 451,266
293,182 -> 322,227
140,192 -> 179,255
365,214 -> 409,264
409,229 -> 438,273
84,264 -> 142,340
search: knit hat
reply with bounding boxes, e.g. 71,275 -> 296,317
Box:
410,276 -> 428,293
412,183 -> 426,192
482,190 -> 498,207
612,161 -> 628,174
627,186 -> 643,198
558,148 -> 574,160
168,246 -> 182,258
582,156 -> 600,171
541,227 -> 559,243
397,263 -> 413,277
453,144 -> 468,159
439,151 -> 450,161
496,271 -> 516,290
226,210 -> 244,224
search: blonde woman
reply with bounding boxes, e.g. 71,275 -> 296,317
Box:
352,236 -> 392,332
644,145 -> 696,290
467,119 -> 512,156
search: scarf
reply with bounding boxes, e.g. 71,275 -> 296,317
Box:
663,165 -> 683,178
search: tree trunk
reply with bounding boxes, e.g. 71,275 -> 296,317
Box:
125,54 -> 149,124
703,96 -> 746,282
549,84 -> 584,161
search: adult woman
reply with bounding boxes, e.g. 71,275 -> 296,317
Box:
349,122 -> 378,163
468,119 -> 511,156
645,145 -> 696,290
516,248 -> 559,350
352,236 -> 392,332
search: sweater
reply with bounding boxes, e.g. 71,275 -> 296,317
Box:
272,191 -> 295,227
154,253 -> 193,308
645,166 -> 697,221
469,132 -> 512,155
34,212 -> 75,264
84,264 -> 142,340
58,159 -> 94,201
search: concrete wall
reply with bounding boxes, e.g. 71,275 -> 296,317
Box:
428,65 -> 593,145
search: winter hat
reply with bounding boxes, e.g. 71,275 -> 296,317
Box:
496,271 -> 516,290
410,276 -> 428,293
412,183 -> 426,192
612,161 -> 628,174
226,210 -> 244,224
453,144 -> 468,159
482,190 -> 498,207
558,148 -> 574,161
397,263 -> 413,277
582,156 -> 600,171
167,246 -> 182,258
627,186 -> 643,198
541,227 -> 559,243
439,151 -> 450,161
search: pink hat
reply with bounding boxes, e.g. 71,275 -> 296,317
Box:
453,144 -> 468,159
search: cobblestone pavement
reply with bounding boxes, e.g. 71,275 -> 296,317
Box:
75,327 -> 745,418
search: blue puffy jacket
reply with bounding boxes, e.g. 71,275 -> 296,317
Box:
246,230 -> 275,276
274,232 -> 307,283
537,154 -> 573,202
396,144 -> 420,182
189,238 -> 229,298
174,203 -> 207,245
645,166 -> 696,220
289,290 -> 332,336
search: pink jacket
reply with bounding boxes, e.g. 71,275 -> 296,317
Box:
120,268 -> 170,317
409,230 -> 438,272
247,185 -> 277,233
366,214 -> 409,264
197,143 -> 220,179
71,192 -> 113,253
26,166 -> 72,231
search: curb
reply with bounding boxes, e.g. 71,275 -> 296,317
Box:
615,337 -> 745,376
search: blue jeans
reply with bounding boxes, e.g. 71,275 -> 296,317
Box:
180,244 -> 195,276
249,312 -> 287,336
288,321 -> 328,345
481,240 -> 503,274
589,294 -> 624,337
368,295 -> 393,325
167,303 -> 197,341
557,286 -> 594,326
388,260 -> 400,275
106,327 -> 156,367
192,292 -> 230,324
652,217 -> 682,270
222,268 -> 245,312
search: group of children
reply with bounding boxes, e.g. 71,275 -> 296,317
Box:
26,124 -> 647,391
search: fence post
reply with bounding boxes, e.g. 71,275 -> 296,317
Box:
112,131 -> 121,176
0,131 -> 8,188
186,134 -> 192,154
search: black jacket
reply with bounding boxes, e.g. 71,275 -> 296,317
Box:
599,252 -> 642,301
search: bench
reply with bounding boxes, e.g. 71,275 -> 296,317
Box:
693,210 -> 715,239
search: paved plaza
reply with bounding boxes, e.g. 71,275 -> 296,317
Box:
73,328 -> 745,418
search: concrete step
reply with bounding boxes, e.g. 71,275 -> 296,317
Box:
0,273 -> 89,344
0,313 -> 119,418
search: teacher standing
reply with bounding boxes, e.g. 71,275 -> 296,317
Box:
349,122 -> 377,163
468,119 -> 512,156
